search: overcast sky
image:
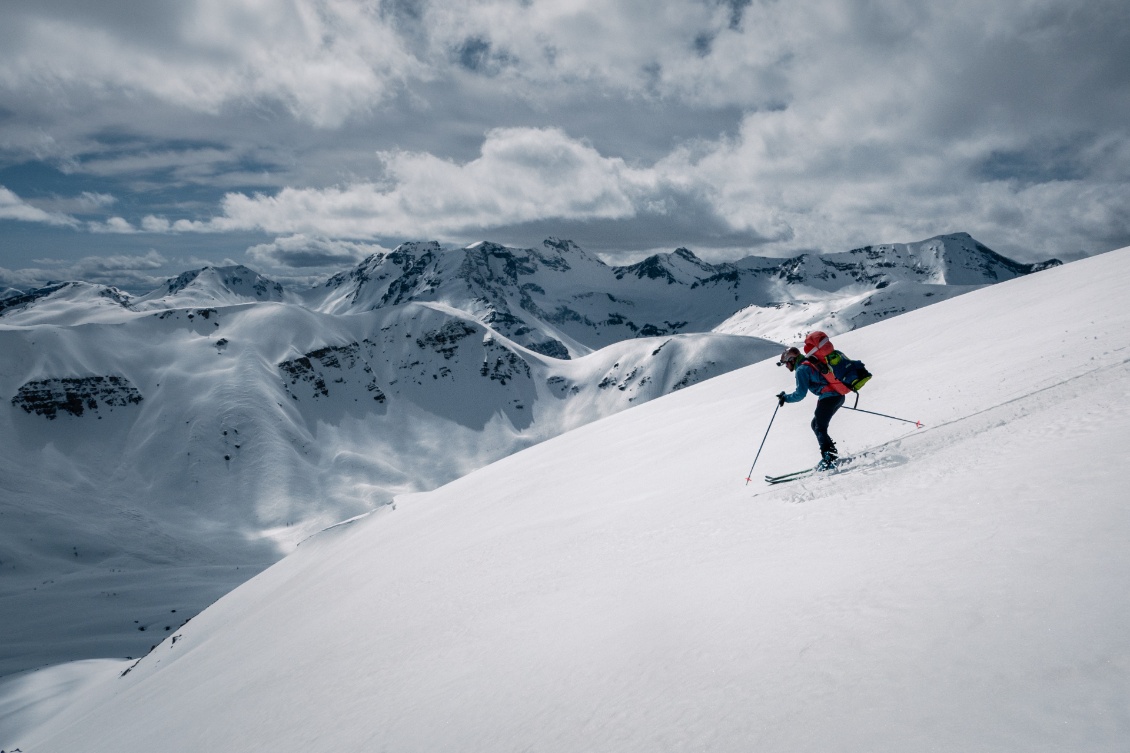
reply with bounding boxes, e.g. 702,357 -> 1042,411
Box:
1,0 -> 1127,291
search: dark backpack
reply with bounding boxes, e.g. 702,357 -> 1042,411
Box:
826,349 -> 872,392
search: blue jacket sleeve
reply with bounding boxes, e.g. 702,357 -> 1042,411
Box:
783,365 -> 812,403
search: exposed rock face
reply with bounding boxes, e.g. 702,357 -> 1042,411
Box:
0,283 -> 72,315
11,376 -> 144,419
279,342 -> 388,403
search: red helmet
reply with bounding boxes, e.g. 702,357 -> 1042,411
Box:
778,347 -> 801,371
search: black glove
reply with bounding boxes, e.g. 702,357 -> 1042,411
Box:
776,391 -> 787,406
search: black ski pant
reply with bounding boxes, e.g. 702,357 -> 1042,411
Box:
811,394 -> 845,454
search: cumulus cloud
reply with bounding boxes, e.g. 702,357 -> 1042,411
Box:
149,128 -> 661,238
88,217 -> 138,233
246,234 -> 389,268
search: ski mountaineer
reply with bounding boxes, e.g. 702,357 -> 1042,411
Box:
776,346 -> 844,470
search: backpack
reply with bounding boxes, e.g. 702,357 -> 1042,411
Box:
802,331 -> 872,393
827,350 -> 872,391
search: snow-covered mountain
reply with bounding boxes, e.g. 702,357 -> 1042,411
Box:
0,233 -> 1055,340
4,245 -> 1124,753
132,264 -> 294,309
715,233 -> 1062,341
0,281 -> 134,326
0,265 -> 296,327
0,293 -> 779,676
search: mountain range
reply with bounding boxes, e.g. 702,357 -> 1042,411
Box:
2,231 -> 1056,346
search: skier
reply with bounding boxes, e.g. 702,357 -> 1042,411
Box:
776,346 -> 844,470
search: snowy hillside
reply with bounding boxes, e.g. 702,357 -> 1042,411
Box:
0,282 -> 134,326
4,246 -> 1125,752
712,281 -> 982,343
0,295 -> 779,676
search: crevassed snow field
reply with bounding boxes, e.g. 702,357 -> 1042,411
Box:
4,247 -> 1129,751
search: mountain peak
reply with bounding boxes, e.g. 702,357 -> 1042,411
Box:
916,232 -> 1063,284
543,237 -> 582,254
135,264 -> 288,309
613,246 -> 715,284
0,281 -> 134,324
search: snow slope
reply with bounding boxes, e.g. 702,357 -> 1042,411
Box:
8,246 -> 1127,751
0,297 -> 779,675
0,282 -> 134,326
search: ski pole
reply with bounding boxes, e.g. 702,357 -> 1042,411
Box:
843,405 -> 923,428
744,401 -> 781,485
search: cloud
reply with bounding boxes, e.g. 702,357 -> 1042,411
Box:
0,0 -> 425,128
29,191 -> 119,215
88,217 -> 138,233
0,1 -> 866,128
127,94 -> 1130,262
0,186 -> 78,226
0,250 -> 168,290
246,235 -> 389,268
1,0 -> 1127,264
151,128 -> 660,238
70,250 -> 167,274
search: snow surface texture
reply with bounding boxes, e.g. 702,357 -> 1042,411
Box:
0,232 -> 1044,675
4,246 -> 1126,751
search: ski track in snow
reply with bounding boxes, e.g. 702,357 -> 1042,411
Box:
765,352 -> 1130,502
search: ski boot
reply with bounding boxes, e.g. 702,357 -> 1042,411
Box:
816,446 -> 839,471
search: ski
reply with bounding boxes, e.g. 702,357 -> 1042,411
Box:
765,469 -> 816,485
764,467 -> 817,483
764,456 -> 855,484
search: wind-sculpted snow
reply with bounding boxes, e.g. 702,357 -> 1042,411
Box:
0,282 -> 134,325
